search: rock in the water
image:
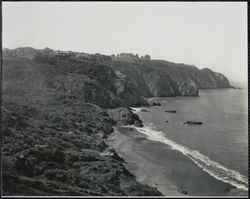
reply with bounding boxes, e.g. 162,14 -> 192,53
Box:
152,102 -> 161,106
165,110 -> 176,113
181,190 -> 188,195
148,101 -> 161,106
183,121 -> 203,125
133,120 -> 144,127
141,109 -> 150,112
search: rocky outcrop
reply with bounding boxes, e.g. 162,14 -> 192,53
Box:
179,81 -> 199,96
107,108 -> 143,127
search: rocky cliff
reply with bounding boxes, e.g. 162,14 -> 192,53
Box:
106,58 -> 231,97
2,47 -> 232,196
3,47 -> 232,101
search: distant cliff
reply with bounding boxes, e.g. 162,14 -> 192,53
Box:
3,47 -> 232,109
106,58 -> 231,98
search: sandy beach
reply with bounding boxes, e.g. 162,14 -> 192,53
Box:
107,126 -> 247,197
107,126 -> 182,196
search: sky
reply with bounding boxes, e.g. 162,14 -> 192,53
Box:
2,2 -> 248,87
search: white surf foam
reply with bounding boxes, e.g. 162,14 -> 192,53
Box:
130,107 -> 144,113
133,125 -> 248,191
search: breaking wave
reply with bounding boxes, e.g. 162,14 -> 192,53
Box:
131,107 -> 144,113
133,125 -> 248,191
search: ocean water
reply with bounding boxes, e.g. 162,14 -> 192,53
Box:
131,88 -> 248,192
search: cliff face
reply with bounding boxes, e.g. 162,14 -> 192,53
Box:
147,60 -> 231,90
2,47 -> 232,196
199,68 -> 231,89
106,58 -> 231,98
3,48 -> 232,104
108,61 -> 181,98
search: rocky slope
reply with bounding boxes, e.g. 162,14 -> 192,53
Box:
3,54 -> 148,109
2,102 -> 161,196
106,58 -> 232,97
3,47 -> 232,101
2,49 -> 160,196
2,47 -> 232,196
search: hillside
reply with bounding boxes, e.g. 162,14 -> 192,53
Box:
2,47 -> 232,196
3,47 -> 232,102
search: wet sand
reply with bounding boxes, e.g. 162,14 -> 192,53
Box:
107,126 -> 248,197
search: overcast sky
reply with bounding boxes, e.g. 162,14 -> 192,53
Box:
2,2 -> 248,87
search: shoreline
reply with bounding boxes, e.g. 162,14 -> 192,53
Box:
106,126 -> 182,196
107,126 -> 248,197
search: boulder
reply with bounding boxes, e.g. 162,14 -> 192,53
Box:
133,120 -> 144,127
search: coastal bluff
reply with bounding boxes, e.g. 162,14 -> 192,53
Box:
2,47 -> 232,196
3,47 -> 232,102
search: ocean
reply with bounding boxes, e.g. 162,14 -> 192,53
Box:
131,88 -> 248,195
